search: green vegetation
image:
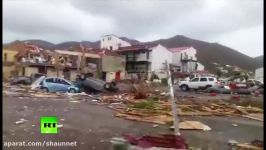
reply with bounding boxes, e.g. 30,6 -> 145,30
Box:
161,78 -> 168,86
132,99 -> 157,109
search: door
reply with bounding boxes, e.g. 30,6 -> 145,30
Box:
189,77 -> 199,89
60,78 -> 72,92
55,78 -> 71,92
115,71 -> 121,81
199,77 -> 208,88
44,78 -> 60,92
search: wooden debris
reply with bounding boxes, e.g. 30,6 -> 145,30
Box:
243,113 -> 264,122
170,121 -> 211,131
237,143 -> 263,150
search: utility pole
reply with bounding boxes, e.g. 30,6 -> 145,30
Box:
165,60 -> 180,135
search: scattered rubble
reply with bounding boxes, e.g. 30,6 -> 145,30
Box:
228,139 -> 264,150
15,118 -> 28,125
58,124 -> 63,128
170,121 -> 211,131
122,134 -> 189,149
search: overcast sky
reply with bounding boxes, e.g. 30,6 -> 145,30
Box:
3,0 -> 263,57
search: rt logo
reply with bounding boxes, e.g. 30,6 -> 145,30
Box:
41,116 -> 58,134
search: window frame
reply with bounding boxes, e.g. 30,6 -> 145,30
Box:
208,78 -> 214,81
200,78 -> 207,82
190,78 -> 199,82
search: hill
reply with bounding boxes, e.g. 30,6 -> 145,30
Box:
144,35 -> 259,73
3,35 -> 262,73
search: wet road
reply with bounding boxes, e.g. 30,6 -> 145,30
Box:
3,95 -> 263,150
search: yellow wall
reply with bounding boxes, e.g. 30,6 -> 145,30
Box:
3,66 -> 15,81
47,68 -> 63,78
47,68 -> 77,81
3,49 -> 19,81
2,49 -> 18,62
25,67 -> 39,77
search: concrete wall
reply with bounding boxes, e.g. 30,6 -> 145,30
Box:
3,66 -> 15,81
255,67 -> 263,82
136,52 -> 150,61
47,68 -> 63,78
2,49 -> 18,62
172,52 -> 181,66
171,47 -> 198,72
23,67 -> 39,77
100,35 -> 131,50
102,55 -> 126,72
70,71 -> 78,81
105,71 -> 126,82
197,62 -> 205,71
150,44 -> 172,78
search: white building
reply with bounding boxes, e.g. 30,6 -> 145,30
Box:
100,35 -> 205,79
197,62 -> 205,71
116,44 -> 172,79
255,67 -> 263,83
100,35 -> 131,50
169,47 -> 203,72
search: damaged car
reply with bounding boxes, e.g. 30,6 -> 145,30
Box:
75,75 -> 118,93
31,76 -> 80,93
10,73 -> 46,85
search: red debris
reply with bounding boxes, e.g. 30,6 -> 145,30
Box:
210,93 -> 217,96
123,134 -> 188,149
231,95 -> 240,101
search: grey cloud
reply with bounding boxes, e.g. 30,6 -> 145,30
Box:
3,0 -> 263,56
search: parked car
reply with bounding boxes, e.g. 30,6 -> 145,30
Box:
30,73 -> 46,82
75,76 -> 118,93
10,73 -> 47,85
10,76 -> 31,85
31,76 -> 80,93
206,86 -> 231,94
178,76 -> 218,91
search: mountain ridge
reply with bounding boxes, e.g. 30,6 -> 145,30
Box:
3,35 -> 263,72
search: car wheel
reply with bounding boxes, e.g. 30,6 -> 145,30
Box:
42,87 -> 49,93
180,85 -> 189,91
68,89 -> 76,93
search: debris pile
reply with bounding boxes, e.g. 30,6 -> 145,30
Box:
113,98 -> 264,124
228,139 -> 263,150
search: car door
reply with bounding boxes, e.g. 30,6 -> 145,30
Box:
199,77 -> 208,88
43,78 -> 58,92
52,78 -> 66,92
59,78 -> 72,92
189,78 -> 199,89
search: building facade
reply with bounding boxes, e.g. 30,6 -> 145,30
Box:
255,67 -> 263,83
3,49 -> 20,81
100,35 -> 131,50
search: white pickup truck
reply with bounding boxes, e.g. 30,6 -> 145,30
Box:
178,76 -> 218,91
